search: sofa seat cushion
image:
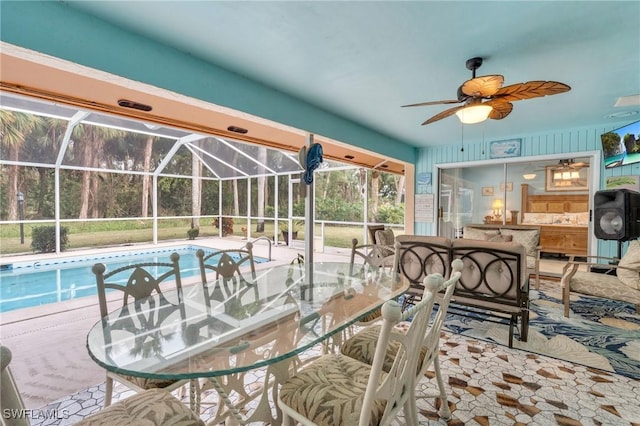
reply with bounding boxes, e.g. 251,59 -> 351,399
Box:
569,271 -> 640,305
75,388 -> 204,426
618,240 -> 640,290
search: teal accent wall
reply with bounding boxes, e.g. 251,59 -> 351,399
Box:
0,1 -> 416,165
415,125 -> 640,258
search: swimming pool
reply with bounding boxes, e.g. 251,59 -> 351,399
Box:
0,245 -> 268,313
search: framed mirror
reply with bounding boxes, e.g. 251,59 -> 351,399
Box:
545,165 -> 589,192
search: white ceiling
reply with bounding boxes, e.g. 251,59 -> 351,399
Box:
65,1 -> 640,148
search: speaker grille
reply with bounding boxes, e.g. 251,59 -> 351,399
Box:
593,189 -> 640,241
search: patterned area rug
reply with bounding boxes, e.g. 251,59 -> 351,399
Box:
443,278 -> 640,380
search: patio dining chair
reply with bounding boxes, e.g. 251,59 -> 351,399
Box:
348,238 -> 399,324
92,252 -> 195,408
196,243 -> 258,306
319,239 -> 400,355
277,270 -> 449,425
339,259 -> 463,420
1,344 -> 203,426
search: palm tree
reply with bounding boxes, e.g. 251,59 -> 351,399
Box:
141,135 -> 155,218
0,110 -> 40,220
256,147 -> 267,232
24,117 -> 67,217
70,124 -> 124,219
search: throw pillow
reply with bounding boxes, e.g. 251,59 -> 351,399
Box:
618,239 -> 640,290
499,228 -> 539,257
375,229 -> 395,246
463,227 -> 499,241
484,234 -> 513,243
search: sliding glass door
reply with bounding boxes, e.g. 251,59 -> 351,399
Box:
438,157 -> 591,229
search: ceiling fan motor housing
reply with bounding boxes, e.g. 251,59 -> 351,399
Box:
465,57 -> 483,73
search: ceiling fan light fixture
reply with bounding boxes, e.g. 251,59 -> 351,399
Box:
455,104 -> 493,124
522,164 -> 536,180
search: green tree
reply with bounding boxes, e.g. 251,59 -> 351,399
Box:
69,124 -> 125,219
623,133 -> 637,154
0,110 -> 40,220
601,131 -> 621,157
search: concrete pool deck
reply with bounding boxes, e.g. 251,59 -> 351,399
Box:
0,236 -> 352,409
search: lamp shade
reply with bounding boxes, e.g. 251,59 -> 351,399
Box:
491,199 -> 504,210
455,104 -> 493,124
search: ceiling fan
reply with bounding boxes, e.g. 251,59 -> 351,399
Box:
402,57 -> 571,125
547,159 -> 589,171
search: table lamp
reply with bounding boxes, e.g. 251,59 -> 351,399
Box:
491,199 -> 504,219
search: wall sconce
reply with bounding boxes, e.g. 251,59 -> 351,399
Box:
491,198 -> 504,219
455,104 -> 493,124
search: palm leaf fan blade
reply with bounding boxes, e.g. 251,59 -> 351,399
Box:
422,105 -> 465,125
485,100 -> 514,120
493,81 -> 571,102
402,99 -> 460,107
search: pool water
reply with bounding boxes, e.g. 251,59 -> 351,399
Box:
0,245 -> 267,313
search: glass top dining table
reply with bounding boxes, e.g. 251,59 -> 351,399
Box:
86,261 -> 407,382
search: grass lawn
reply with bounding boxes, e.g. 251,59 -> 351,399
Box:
0,220 -> 401,256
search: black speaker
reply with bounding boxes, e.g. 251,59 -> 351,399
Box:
593,189 -> 640,241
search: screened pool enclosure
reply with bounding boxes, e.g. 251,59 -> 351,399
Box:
0,92 -> 405,255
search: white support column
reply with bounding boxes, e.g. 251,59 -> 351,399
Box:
305,134 -> 315,299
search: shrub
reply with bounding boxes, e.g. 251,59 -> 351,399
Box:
187,227 -> 200,240
376,203 -> 404,224
31,226 -> 68,253
213,217 -> 234,236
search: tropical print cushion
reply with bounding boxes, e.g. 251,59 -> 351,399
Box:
75,388 -> 204,425
570,271 -> 640,305
375,228 -> 395,246
125,375 -> 177,389
618,240 -> 640,290
340,323 -> 428,374
358,308 -> 381,324
279,354 -> 387,426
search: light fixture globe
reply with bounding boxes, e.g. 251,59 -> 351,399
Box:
455,104 -> 493,124
522,164 -> 537,180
